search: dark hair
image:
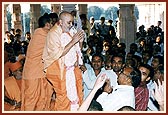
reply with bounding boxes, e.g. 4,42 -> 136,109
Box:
100,17 -> 105,20
138,37 -> 146,43
92,53 -> 104,62
5,31 -> 10,34
118,106 -> 136,111
49,12 -> 58,19
38,13 -> 50,28
49,12 -> 59,24
16,29 -> 21,33
130,43 -> 138,50
111,54 -> 125,64
157,65 -> 164,74
25,32 -> 30,35
129,68 -> 141,88
132,55 -> 142,65
88,100 -> 103,111
153,55 -> 164,65
139,63 -> 154,80
108,19 -> 113,24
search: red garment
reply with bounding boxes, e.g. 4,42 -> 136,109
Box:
134,82 -> 149,111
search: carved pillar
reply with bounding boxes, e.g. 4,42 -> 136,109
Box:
62,4 -> 77,12
51,4 -> 61,14
118,4 -> 137,53
30,4 -> 41,34
78,4 -> 87,15
12,4 -> 22,30
4,4 -> 9,32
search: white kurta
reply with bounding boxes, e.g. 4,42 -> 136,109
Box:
60,32 -> 83,111
82,64 -> 118,100
97,85 -> 135,111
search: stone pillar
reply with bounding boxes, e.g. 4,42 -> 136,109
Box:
30,4 -> 41,34
78,4 -> 87,15
4,4 -> 9,32
118,4 -> 137,53
62,4 -> 77,12
13,4 -> 22,30
51,4 -> 61,14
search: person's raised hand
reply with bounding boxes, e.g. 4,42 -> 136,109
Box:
72,30 -> 85,44
152,79 -> 164,107
93,74 -> 107,90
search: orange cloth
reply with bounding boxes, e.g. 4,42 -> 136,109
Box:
46,59 -> 83,111
23,28 -> 49,79
4,61 -> 22,80
9,61 -> 22,72
4,76 -> 21,102
21,28 -> 53,111
4,62 -> 10,79
4,61 -> 22,111
42,25 -> 63,70
21,78 -> 53,111
42,24 -> 84,111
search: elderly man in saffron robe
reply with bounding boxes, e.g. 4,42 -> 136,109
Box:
42,11 -> 85,111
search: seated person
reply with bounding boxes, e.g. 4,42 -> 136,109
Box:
4,61 -> 23,111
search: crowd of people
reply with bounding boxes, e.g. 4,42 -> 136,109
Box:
3,9 -> 164,112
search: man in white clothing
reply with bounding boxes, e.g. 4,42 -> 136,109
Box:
96,67 -> 141,111
81,53 -> 118,100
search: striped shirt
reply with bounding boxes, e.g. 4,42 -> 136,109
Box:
134,82 -> 149,111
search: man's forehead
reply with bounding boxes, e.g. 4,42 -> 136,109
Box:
93,56 -> 101,60
63,15 -> 73,21
113,57 -> 122,61
124,67 -> 133,73
60,12 -> 72,19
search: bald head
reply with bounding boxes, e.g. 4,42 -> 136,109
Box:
58,11 -> 74,32
59,11 -> 72,21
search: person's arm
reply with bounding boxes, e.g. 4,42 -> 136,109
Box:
61,30 -> 84,57
152,80 -> 164,111
78,74 -> 107,111
44,29 -> 84,61
79,33 -> 85,49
